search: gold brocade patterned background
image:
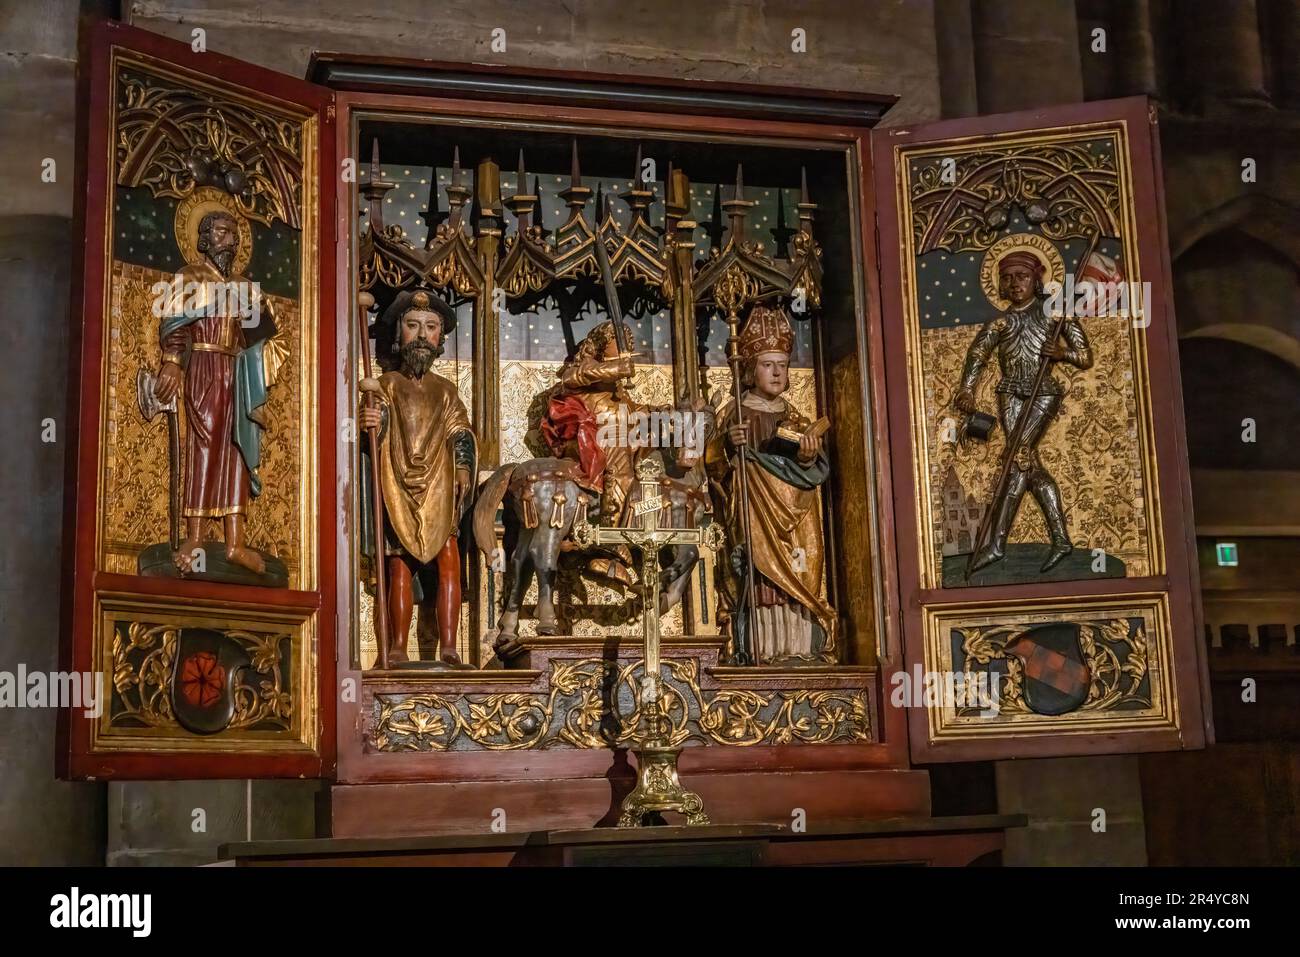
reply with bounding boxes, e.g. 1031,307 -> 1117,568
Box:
921,318 -> 1149,575
103,261 -> 303,582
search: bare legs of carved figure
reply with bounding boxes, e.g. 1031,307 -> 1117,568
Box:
385,538 -> 462,665
172,513 -> 266,575
222,514 -> 266,575
173,517 -> 204,573
433,539 -> 462,663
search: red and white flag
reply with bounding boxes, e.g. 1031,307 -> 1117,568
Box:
1079,250 -> 1123,285
1074,250 -> 1124,316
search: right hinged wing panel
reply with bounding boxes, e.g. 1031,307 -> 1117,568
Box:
872,96 -> 1212,762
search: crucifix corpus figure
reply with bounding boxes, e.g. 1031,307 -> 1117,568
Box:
573,456 -> 720,827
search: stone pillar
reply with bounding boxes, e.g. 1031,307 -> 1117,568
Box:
934,0 -> 979,118
0,216 -> 105,865
1275,0 -> 1300,110
971,0 -> 1084,113
1079,0 -> 1160,102
1179,0 -> 1269,109
1116,0 -> 1159,98
1076,0 -> 1115,102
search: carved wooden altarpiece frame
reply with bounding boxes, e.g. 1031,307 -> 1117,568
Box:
63,23 -> 1209,838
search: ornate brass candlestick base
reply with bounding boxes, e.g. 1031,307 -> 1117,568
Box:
575,459 -> 720,829
617,702 -> 709,828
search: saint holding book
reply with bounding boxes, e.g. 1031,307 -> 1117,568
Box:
707,303 -> 836,663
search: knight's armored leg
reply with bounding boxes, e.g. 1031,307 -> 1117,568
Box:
1030,469 -> 1073,571
969,393 -> 1029,573
1017,392 -> 1072,572
970,466 -> 1029,572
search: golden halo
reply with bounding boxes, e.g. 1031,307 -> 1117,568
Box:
979,234 -> 1065,310
174,186 -> 253,275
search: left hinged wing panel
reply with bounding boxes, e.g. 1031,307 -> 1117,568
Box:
61,21 -> 337,779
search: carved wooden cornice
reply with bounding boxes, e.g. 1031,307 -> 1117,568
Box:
115,67 -> 303,229
496,150 -> 556,298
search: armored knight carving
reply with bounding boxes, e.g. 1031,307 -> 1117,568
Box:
707,303 -> 835,663
360,289 -> 477,665
954,247 -> 1093,574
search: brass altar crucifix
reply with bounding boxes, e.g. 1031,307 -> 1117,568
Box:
574,457 -> 724,827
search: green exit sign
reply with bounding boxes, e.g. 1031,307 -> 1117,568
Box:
1215,542 -> 1239,567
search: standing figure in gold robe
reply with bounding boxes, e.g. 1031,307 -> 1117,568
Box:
360,290 -> 476,665
707,304 -> 836,663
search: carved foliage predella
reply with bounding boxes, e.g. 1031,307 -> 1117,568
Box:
956,617 -> 1151,717
371,656 -> 871,752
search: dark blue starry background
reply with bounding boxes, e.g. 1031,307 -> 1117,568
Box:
908,135 -> 1123,329
113,184 -> 301,299
359,164 -> 814,368
913,209 -> 1124,329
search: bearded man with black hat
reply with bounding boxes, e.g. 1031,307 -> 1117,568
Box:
954,247 -> 1093,574
359,289 -> 476,665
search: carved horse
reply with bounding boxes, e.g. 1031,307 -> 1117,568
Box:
473,408 -> 716,653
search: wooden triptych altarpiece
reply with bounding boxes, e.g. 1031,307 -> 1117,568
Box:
61,22 -> 1209,831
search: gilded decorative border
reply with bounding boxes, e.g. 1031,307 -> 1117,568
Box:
920,592 -> 1177,741
92,594 -> 318,753
891,122 -> 1164,590
371,655 -> 872,752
